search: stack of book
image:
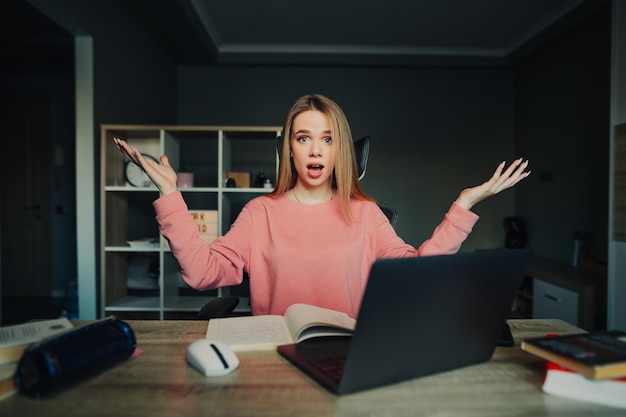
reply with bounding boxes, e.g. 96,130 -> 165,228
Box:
0,318 -> 74,400
521,330 -> 626,409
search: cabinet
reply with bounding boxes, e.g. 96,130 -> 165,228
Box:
532,278 -> 579,326
524,256 -> 607,331
100,125 -> 281,319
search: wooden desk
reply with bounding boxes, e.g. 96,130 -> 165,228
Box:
0,319 -> 622,417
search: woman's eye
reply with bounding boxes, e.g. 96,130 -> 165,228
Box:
323,137 -> 332,144
297,136 -> 309,143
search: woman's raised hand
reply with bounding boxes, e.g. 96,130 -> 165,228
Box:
114,138 -> 178,195
454,158 -> 530,210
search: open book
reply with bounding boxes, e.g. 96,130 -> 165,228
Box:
205,303 -> 356,351
0,318 -> 74,365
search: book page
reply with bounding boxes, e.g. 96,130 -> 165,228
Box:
205,315 -> 294,350
283,304 -> 356,343
0,318 -> 73,348
296,326 -> 355,343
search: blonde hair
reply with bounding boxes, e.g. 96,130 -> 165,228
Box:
270,94 -> 373,221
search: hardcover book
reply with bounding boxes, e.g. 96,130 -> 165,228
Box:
0,363 -> 18,401
521,330 -> 626,380
542,361 -> 626,409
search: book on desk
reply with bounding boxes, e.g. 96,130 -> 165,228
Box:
0,318 -> 74,401
521,330 -> 626,380
0,317 -> 74,365
522,329 -> 626,410
541,360 -> 626,409
205,303 -> 355,351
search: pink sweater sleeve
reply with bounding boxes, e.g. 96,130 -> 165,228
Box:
415,202 -> 479,256
371,201 -> 479,260
153,192 -> 245,290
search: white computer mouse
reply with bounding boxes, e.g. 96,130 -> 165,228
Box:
186,339 -> 240,376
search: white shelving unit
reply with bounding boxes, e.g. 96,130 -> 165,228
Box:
100,125 -> 281,319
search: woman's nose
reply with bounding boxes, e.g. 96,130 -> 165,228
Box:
310,140 -> 322,156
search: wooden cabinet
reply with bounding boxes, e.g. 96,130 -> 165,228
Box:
100,125 -> 281,319
526,256 -> 607,331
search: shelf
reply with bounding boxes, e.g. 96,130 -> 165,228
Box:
100,124 -> 281,319
105,296 -> 160,310
178,187 -> 220,192
105,246 -> 160,252
104,186 -> 160,191
222,187 -> 274,193
163,295 -> 217,312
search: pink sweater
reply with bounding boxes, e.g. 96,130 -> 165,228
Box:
154,192 -> 479,318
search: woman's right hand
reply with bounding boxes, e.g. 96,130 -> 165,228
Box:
114,138 -> 178,195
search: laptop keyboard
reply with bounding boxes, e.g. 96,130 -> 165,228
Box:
308,354 -> 346,384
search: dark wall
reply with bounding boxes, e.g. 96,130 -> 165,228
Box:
70,0 -> 178,126
29,0 -> 179,124
177,66 -> 516,251
514,5 -> 611,265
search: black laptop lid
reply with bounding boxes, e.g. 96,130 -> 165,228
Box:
336,249 -> 532,394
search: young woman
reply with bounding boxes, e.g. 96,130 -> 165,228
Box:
115,94 -> 530,318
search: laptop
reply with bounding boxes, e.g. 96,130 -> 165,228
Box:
277,249 -> 532,395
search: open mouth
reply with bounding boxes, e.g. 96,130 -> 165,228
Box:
307,163 -> 324,178
307,163 -> 324,171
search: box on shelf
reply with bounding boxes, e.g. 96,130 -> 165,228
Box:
225,172 -> 251,188
189,210 -> 218,244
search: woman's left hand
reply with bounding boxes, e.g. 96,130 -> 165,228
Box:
455,158 -> 530,210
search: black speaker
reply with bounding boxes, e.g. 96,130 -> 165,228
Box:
15,318 -> 136,396
503,216 -> 527,249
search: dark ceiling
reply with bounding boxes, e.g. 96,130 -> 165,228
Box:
1,0 -> 607,74
118,0 -> 604,67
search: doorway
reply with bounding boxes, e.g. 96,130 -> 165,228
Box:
0,0 -> 76,324
0,90 -> 53,298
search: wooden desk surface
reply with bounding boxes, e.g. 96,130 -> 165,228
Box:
0,319 -> 622,417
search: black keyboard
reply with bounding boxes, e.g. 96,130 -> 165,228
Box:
307,354 -> 346,384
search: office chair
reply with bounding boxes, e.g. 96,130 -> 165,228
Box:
352,136 -> 398,227
197,135 -> 397,320
376,201 -> 398,228
198,296 -> 240,320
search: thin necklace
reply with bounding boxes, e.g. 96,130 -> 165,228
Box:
292,188 -> 334,204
